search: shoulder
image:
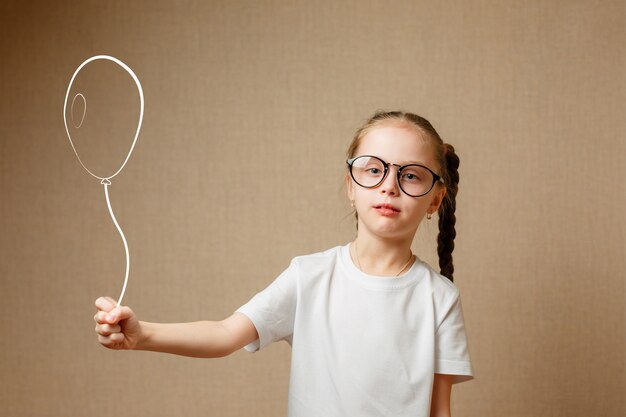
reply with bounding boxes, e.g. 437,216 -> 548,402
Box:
290,245 -> 343,270
284,245 -> 345,289
416,262 -> 468,330
417,259 -> 460,302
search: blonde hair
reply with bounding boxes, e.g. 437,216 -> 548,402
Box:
346,111 -> 460,281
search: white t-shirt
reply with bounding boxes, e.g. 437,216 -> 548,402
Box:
236,244 -> 474,417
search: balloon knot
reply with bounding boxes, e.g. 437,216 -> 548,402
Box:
101,179 -> 112,185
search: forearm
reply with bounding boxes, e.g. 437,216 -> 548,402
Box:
136,320 -> 234,358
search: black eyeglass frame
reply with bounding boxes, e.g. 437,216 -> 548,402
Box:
346,155 -> 445,197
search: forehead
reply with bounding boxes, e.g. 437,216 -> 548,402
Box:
356,123 -> 437,166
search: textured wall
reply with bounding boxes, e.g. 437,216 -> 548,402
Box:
1,1 -> 624,416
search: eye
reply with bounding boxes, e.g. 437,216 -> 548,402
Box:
351,157 -> 385,178
401,169 -> 426,182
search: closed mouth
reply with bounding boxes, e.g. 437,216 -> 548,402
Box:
373,203 -> 400,212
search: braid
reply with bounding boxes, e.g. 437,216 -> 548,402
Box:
437,144 -> 460,281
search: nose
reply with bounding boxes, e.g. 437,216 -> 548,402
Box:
379,165 -> 400,196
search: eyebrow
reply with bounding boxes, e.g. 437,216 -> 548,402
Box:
386,158 -> 429,166
355,155 -> 432,167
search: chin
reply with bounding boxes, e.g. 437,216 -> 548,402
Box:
364,223 -> 410,240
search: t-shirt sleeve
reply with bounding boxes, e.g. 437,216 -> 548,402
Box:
235,259 -> 299,352
434,290 -> 474,383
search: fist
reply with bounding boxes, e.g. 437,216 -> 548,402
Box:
94,296 -> 142,350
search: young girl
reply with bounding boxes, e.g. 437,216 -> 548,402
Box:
94,110 -> 474,417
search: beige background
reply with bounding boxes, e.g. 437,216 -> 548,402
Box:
1,1 -> 624,416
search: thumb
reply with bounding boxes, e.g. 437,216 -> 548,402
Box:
106,306 -> 134,324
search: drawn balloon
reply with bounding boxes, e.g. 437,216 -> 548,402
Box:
63,55 -> 144,308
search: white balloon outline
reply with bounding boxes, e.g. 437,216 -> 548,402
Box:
63,55 -> 144,308
63,55 -> 144,182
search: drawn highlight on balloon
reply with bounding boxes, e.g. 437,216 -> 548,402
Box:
71,93 -> 86,128
63,55 -> 144,308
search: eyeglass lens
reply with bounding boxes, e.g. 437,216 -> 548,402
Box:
350,156 -> 435,197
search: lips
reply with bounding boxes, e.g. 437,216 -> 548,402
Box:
373,203 -> 400,216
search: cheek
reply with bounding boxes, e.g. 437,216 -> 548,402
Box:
351,190 -> 377,214
404,198 -> 433,217
351,189 -> 363,206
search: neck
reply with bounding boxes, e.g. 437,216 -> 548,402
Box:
352,232 -> 415,277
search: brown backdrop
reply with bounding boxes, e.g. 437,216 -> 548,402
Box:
1,1 -> 624,416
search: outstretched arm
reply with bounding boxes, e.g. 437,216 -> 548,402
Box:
138,313 -> 258,358
94,296 -> 258,358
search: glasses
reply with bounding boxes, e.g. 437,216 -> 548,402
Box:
347,155 -> 444,197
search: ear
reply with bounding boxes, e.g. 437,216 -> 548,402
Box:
428,186 -> 446,214
346,174 -> 355,202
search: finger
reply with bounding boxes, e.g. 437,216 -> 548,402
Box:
94,310 -> 109,324
104,296 -> 119,306
95,297 -> 117,313
98,334 -> 114,347
98,332 -> 124,347
95,323 -> 121,336
95,296 -> 113,311
105,306 -> 134,324
109,333 -> 124,343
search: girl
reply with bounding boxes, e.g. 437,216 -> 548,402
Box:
94,111 -> 474,417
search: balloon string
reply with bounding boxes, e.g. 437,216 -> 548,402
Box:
102,179 -> 130,308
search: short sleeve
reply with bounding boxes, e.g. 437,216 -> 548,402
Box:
434,291 -> 474,383
235,259 -> 299,352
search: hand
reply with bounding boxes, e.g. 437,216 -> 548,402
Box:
94,296 -> 143,350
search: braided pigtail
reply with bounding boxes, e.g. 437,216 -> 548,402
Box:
437,143 -> 460,282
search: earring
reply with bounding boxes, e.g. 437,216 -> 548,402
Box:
350,200 -> 355,208
426,213 -> 432,220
